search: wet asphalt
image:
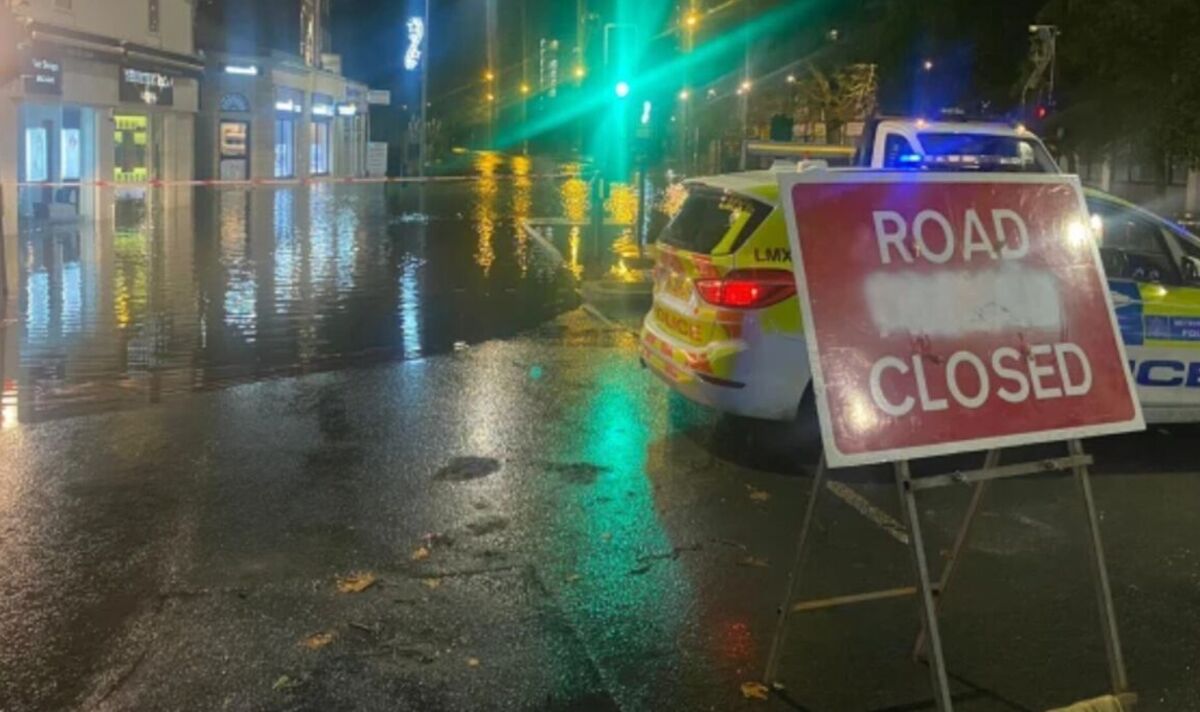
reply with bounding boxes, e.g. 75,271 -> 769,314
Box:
1,306 -> 1199,711
1,170 -> 1199,711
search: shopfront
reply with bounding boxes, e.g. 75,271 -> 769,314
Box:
196,54 -> 368,182
16,53 -> 99,221
114,66 -> 179,191
3,45 -> 200,231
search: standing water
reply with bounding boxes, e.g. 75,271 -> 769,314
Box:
2,155 -> 599,425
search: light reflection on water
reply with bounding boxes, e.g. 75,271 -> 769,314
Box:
6,159 -> 584,424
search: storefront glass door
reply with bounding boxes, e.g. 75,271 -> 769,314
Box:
275,118 -> 295,178
310,120 -> 330,176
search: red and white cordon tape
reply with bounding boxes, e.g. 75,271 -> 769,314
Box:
4,173 -> 584,190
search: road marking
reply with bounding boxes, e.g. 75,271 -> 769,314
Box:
582,303 -> 628,333
520,219 -> 566,264
825,480 -> 910,545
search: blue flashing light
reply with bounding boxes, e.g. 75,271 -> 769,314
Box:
898,153 -> 923,164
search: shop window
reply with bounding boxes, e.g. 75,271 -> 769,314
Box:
275,118 -> 296,178
61,107 -> 81,181
220,121 -> 249,158
310,121 -> 330,176
61,129 -> 81,181
24,127 -> 49,182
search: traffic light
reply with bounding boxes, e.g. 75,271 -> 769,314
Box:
1035,105 -> 1048,120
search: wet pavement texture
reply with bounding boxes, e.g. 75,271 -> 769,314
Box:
1,308 -> 1199,711
2,156 -> 1200,711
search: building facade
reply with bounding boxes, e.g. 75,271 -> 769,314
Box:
195,0 -> 367,182
1,0 -> 202,291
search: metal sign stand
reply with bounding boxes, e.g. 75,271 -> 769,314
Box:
763,439 -> 1134,711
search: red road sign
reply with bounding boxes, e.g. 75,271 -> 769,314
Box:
779,172 -> 1144,467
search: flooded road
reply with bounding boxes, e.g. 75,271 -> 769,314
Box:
1,155 -> 615,424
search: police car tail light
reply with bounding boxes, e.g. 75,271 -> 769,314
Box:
694,269 -> 796,309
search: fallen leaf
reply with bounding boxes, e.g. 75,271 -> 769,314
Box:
741,681 -> 770,701
301,632 -> 335,650
272,675 -> 292,691
411,546 -> 431,561
466,657 -> 481,668
336,571 -> 378,594
565,573 -> 581,583
739,556 -> 769,568
421,577 -> 442,589
746,486 -> 771,503
601,532 -> 613,542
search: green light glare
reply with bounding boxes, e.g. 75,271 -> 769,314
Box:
491,0 -> 817,174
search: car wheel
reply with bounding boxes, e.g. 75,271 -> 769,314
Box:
713,387 -> 822,472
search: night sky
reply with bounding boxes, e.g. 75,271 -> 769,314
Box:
330,0 -> 1048,121
332,0 -> 578,114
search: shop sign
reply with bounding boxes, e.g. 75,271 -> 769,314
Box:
366,90 -> 391,106
120,66 -> 175,106
367,142 -> 388,177
25,56 -> 62,95
220,93 -> 251,113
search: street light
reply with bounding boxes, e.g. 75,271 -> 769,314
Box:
486,93 -> 496,102
614,81 -> 631,99
520,83 -> 530,95
740,79 -> 752,93
678,89 -> 690,101
573,65 -> 585,79
684,11 -> 700,28
786,74 -> 796,83
922,59 -> 934,71
485,70 -> 495,81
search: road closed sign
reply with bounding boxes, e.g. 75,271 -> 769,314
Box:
778,172 -> 1144,467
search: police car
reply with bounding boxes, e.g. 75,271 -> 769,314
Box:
640,121 -> 1200,448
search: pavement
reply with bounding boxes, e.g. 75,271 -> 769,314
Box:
1,306 -> 1199,712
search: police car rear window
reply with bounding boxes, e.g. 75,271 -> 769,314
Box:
916,133 -> 1056,173
657,188 -> 770,254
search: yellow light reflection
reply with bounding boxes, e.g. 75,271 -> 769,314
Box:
567,226 -> 583,279
660,183 -> 687,220
605,183 -> 638,226
473,152 -> 501,274
561,177 -> 589,224
512,155 -> 532,276
113,230 -> 148,329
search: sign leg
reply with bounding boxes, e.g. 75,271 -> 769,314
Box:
1069,439 -> 1129,693
913,449 -> 1000,660
895,461 -> 954,712
763,456 -> 827,688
